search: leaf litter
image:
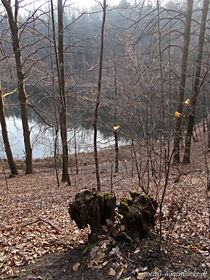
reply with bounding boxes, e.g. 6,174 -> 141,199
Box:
0,142 -> 209,279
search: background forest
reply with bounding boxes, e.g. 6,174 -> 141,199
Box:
0,0 -> 209,168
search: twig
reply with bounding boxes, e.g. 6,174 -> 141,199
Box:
2,274 -> 20,279
119,231 -> 133,243
22,217 -> 59,233
173,168 -> 203,183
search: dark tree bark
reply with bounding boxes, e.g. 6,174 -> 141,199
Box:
93,0 -> 107,191
114,61 -> 119,173
50,0 -> 70,185
119,192 -> 158,237
1,0 -> 32,174
0,89 -> 18,176
69,190 -> 116,229
208,117 -> 210,151
57,0 -> 70,184
182,0 -> 209,163
173,0 -> 194,164
74,128 -> 79,175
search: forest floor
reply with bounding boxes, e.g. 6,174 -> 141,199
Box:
0,131 -> 209,280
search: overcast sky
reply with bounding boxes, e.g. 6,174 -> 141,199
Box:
10,0 -> 130,14
22,0 -> 123,9
73,0 -> 122,8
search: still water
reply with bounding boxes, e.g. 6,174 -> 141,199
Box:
0,117 -> 127,159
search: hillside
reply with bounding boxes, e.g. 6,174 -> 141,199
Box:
0,127 -> 209,279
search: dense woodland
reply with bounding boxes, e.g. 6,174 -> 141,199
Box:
0,0 -> 209,278
0,0 -> 209,173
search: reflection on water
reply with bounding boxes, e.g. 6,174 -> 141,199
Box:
0,117 -> 128,159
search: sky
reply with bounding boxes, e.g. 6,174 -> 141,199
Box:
3,1 -> 156,14
11,0 -> 128,14
73,0 -> 122,9
23,0 -> 123,9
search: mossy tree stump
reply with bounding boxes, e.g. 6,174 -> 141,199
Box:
69,190 -> 158,244
69,190 -> 116,230
118,192 -> 158,237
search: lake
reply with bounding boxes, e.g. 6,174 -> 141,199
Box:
0,117 -> 128,159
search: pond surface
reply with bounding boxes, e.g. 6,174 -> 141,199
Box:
0,117 -> 128,159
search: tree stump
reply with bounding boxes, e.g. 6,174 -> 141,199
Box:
118,191 -> 158,237
69,190 -> 116,229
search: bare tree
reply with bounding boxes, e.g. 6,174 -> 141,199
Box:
93,0 -> 107,191
173,0 -> 194,164
114,60 -> 119,174
1,0 -> 33,173
50,0 -> 71,185
182,0 -> 209,163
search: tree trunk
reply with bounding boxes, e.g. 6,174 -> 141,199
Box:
182,0 -> 209,164
173,0 -> 193,164
0,89 -> 18,176
74,128 -> 79,174
208,116 -> 210,151
114,60 -> 119,173
93,0 -> 107,191
1,0 -> 32,174
58,0 -> 70,184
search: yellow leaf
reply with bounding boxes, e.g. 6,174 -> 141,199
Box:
113,125 -> 120,131
175,111 -> 181,118
185,98 -> 190,104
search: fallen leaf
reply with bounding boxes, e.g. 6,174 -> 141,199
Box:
137,272 -> 146,279
102,260 -> 109,267
72,262 -> 80,272
101,243 -> 107,249
117,266 -> 124,279
134,248 -> 140,254
109,267 -> 116,276
120,225 -> 126,231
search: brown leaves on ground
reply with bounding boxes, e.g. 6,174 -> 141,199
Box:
0,140 -> 209,278
0,171 -> 90,277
